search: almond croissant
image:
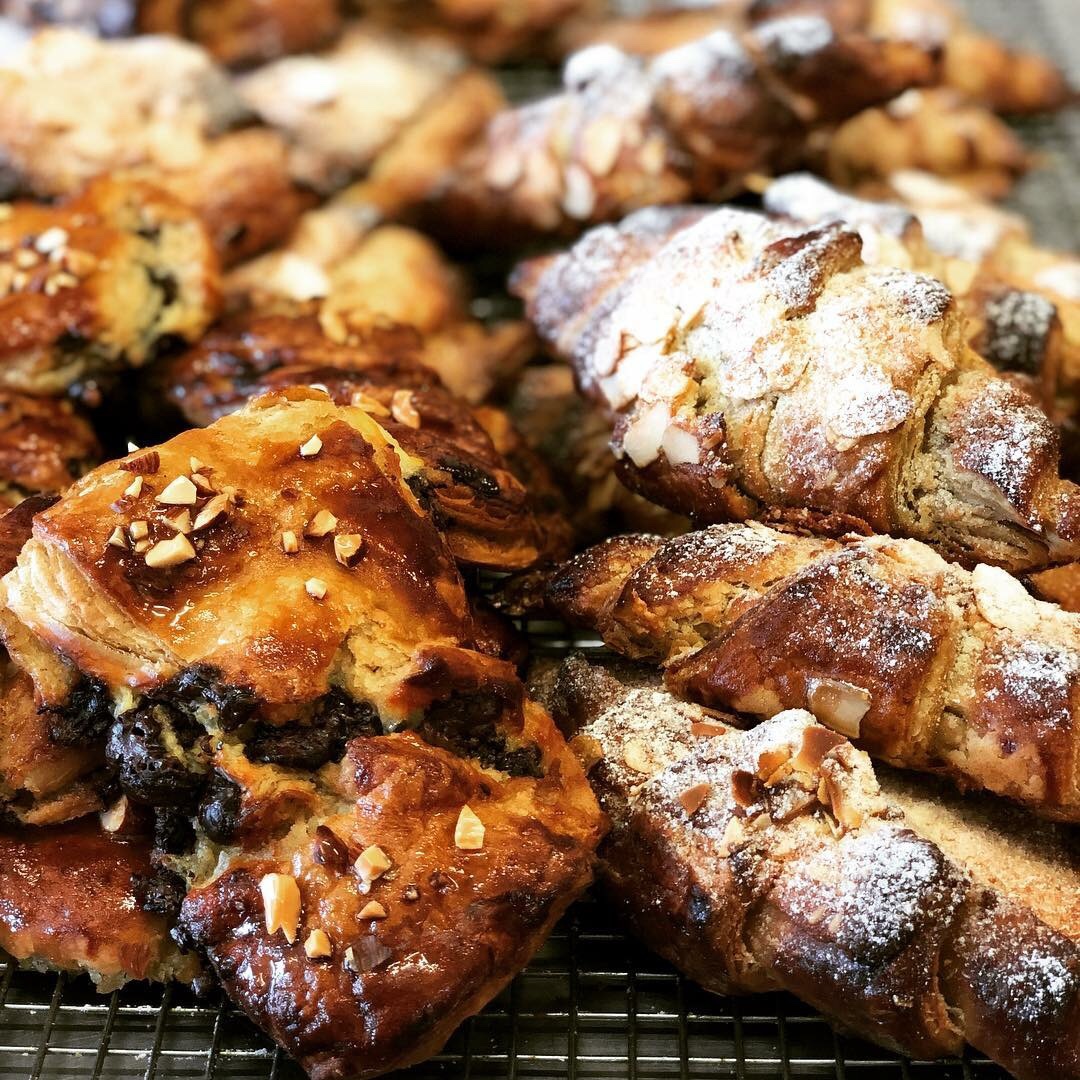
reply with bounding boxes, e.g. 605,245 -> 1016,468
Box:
429,14 -> 934,243
546,520 -> 1080,821
514,204 -> 1080,572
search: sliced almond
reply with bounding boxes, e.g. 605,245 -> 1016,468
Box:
358,900 -> 387,920
299,434 -> 323,458
189,456 -> 204,474
355,845 -> 391,889
192,493 -> 230,531
304,928 -> 332,959
690,721 -> 728,739
390,390 -> 421,429
128,520 -> 149,542
123,476 -> 144,499
191,472 -> 215,494
305,577 -> 328,600
454,805 -> 485,851
145,532 -> 196,569
305,509 -> 338,538
281,530 -> 300,554
622,738 -> 654,775
99,795 -> 129,832
155,475 -> 197,506
165,509 -> 192,534
106,526 -> 128,550
677,783 -> 711,817
806,678 -> 870,740
334,534 -> 364,566
971,563 -> 1039,633
260,872 -> 301,944
350,391 -> 390,416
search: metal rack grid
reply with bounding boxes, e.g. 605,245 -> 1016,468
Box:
1,0 -> 1079,1076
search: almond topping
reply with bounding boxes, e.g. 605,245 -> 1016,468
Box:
806,678 -> 870,739
691,721 -> 728,739
334,533 -> 364,565
304,928 -> 333,959
299,434 -> 323,458
120,450 -> 159,475
126,442 -> 140,452
350,391 -> 390,416
106,526 -> 127,550
622,738 -> 654,775
260,872 -> 301,944
128,520 -> 149,542
678,783 -> 711,817
165,509 -> 192,534
454,805 -> 485,851
189,456 -> 204,474
191,472 -> 215,493
145,532 -> 196,568
156,475 -> 197,506
355,845 -> 391,889
281,530 -> 300,554
134,539 -> 150,554
192,493 -> 229,531
35,226 -> 67,254
359,901 -> 387,920
123,476 -> 144,499
391,390 -> 421,429
305,509 -> 338,538
305,577 -> 328,600
99,795 -> 129,832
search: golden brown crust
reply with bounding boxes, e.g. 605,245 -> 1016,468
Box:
429,15 -> 933,244
539,655 -> 1080,1080
518,204 -> 1080,572
547,522 -> 1080,820
0,819 -> 199,988
0,177 -> 220,397
180,709 -> 603,1080
137,0 -> 343,67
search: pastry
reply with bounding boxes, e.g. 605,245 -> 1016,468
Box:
0,390 -> 603,1072
514,204 -> 1080,572
545,520 -> 1080,820
427,15 -> 934,244
537,653 -> 1080,1080
0,28 -> 305,263
0,177 -> 219,398
152,317 -> 567,569
236,26 -> 466,193
0,817 -> 200,988
225,216 -> 532,404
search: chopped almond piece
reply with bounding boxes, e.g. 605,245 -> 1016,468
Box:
355,845 -> 391,888
156,475 -> 198,506
123,476 -> 144,499
690,721 -> 728,739
622,739 -> 653,775
145,532 -> 196,568
128,520 -> 149,541
391,390 -> 421,429
299,434 -> 323,458
192,493 -> 229,531
305,509 -> 338,538
304,928 -> 333,959
192,472 -> 215,493
281,530 -> 300,554
106,526 -> 127,550
305,577 -> 328,600
260,873 -> 301,944
99,795 -> 129,832
454,805 -> 485,851
678,783 -> 711,817
189,456 -> 204,474
359,901 -> 387,920
334,534 -> 364,565
165,509 -> 192,534
120,450 -> 159,475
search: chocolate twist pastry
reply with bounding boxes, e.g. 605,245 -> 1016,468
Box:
537,654 -> 1080,1080
0,391 -> 604,1068
514,204 -> 1080,572
429,13 -> 935,243
546,520 -> 1080,820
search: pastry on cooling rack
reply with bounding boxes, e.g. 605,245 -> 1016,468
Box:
0,28 -> 307,264
514,204 -> 1080,573
0,818 -> 201,989
537,654 -> 1080,1080
0,177 -> 219,399
153,320 -> 569,568
427,14 -> 934,244
813,87 -> 1033,198
225,215 -> 532,404
544,520 -> 1080,821
0,390 -> 602,1066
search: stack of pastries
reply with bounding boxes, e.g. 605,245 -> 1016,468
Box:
0,2 -> 1075,1078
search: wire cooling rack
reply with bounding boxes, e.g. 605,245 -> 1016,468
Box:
2,0 -> 1079,1077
